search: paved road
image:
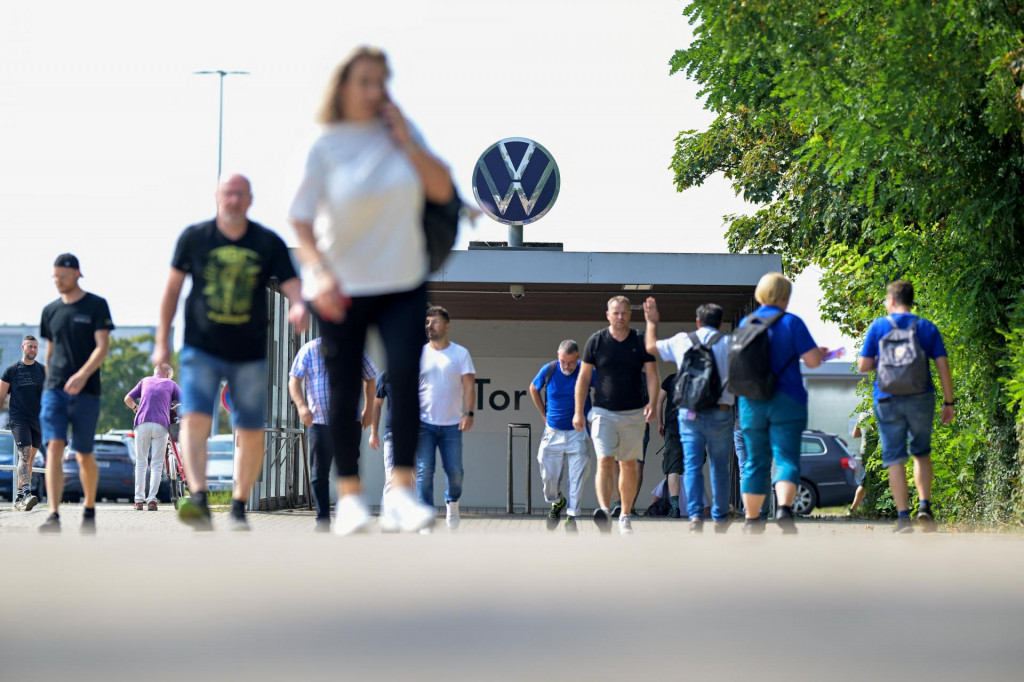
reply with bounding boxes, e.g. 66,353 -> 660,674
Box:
2,504 -> 1022,681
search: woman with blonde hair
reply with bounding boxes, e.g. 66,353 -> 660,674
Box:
735,272 -> 830,533
289,46 -> 451,535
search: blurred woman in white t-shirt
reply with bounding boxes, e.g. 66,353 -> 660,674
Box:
289,46 -> 451,535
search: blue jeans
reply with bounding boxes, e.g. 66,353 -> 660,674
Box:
179,346 -> 267,430
739,393 -> 808,496
679,407 -> 734,521
416,423 -> 463,506
874,392 -> 935,467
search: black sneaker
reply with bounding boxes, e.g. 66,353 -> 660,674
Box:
893,516 -> 914,534
81,515 -> 97,535
742,518 -> 766,534
688,517 -> 704,535
593,508 -> 612,533
546,495 -> 566,530
713,519 -> 732,534
23,494 -> 39,512
177,496 -> 214,531
917,509 -> 938,533
39,513 -> 61,534
668,506 -> 681,519
564,516 -> 578,534
610,504 -> 622,519
775,505 -> 798,535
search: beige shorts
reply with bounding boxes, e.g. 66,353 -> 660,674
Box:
589,407 -> 646,462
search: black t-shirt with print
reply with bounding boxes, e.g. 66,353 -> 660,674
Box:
0,361 -> 46,423
582,327 -> 655,411
172,219 -> 298,361
39,292 -> 115,396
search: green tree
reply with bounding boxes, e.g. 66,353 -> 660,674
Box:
97,334 -> 156,434
671,0 -> 1024,522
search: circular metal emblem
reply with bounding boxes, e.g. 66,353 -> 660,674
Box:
472,137 -> 560,226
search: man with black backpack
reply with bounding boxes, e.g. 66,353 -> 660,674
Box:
857,280 -> 954,533
644,299 -> 734,534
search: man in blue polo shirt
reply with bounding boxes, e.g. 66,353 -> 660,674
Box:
529,339 -> 594,533
858,280 -> 954,533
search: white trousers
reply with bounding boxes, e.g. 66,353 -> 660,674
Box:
134,422 -> 168,503
537,426 -> 591,516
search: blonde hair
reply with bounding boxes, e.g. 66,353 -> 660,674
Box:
607,295 -> 631,310
316,46 -> 391,124
754,272 -> 792,307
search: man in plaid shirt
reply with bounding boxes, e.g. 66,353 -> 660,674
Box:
288,337 -> 378,532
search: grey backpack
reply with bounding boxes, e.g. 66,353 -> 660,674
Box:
876,316 -> 930,395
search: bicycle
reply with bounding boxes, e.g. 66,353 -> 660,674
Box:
164,433 -> 188,507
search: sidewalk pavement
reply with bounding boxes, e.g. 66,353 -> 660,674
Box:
1,503 -> 1023,682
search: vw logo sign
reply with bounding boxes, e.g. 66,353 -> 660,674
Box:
472,137 -> 560,226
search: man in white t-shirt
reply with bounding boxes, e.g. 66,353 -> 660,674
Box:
417,306 -> 476,530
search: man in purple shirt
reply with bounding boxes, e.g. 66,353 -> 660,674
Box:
125,363 -> 182,511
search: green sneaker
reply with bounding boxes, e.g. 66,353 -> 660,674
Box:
177,496 -> 214,531
546,495 -> 566,530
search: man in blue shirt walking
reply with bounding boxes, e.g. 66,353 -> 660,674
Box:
858,280 -> 955,533
529,340 -> 594,533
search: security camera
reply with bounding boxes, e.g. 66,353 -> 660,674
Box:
510,284 -> 525,300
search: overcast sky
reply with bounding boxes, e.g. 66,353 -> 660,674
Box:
0,0 -> 854,351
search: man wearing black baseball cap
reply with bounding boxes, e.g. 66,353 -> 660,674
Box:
38,253 -> 114,533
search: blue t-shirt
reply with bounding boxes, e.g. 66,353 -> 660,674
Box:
531,362 -> 593,431
738,305 -> 817,404
860,313 -> 947,400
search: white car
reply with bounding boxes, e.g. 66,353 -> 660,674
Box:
206,434 -> 235,492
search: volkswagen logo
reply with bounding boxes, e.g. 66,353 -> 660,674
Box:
472,137 -> 560,226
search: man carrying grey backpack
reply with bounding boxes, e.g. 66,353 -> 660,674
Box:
857,280 -> 955,533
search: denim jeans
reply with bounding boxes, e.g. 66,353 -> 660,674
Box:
416,423 -> 463,506
679,407 -> 734,521
874,392 -> 935,467
738,392 -> 808,496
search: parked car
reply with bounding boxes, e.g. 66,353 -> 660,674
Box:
793,429 -> 861,515
206,434 -> 235,492
62,434 -> 136,503
0,429 -> 45,501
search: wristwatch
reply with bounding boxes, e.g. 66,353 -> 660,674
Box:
463,411 -> 474,417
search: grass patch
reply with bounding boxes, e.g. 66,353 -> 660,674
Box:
207,490 -> 233,506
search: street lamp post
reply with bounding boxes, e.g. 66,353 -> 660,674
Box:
193,69 -> 249,180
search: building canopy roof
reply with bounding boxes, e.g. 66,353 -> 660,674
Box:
427,250 -> 783,324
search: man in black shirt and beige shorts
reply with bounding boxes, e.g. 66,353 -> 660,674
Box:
574,296 -> 659,534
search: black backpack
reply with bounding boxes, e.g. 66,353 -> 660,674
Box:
537,361 -> 558,407
876,316 -> 930,395
673,331 -> 724,411
727,311 -> 792,400
423,186 -> 462,273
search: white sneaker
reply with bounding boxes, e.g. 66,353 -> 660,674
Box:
446,501 -> 460,530
619,514 -> 634,535
333,494 -> 371,536
380,487 -> 435,533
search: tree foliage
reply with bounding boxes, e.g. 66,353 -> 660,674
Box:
672,0 -> 1024,522
97,335 -> 155,434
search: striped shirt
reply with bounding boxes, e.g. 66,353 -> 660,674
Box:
289,338 -> 378,424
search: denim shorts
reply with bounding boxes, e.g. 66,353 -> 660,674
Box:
40,389 -> 100,454
874,392 -> 935,467
179,345 -> 267,430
